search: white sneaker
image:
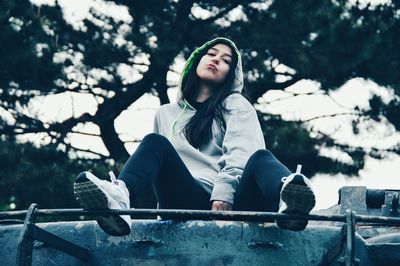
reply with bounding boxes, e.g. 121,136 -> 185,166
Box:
277,165 -> 316,231
74,171 -> 132,236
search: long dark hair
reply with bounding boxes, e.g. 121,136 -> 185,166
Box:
181,42 -> 239,149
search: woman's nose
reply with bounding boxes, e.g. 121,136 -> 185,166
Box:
211,57 -> 220,64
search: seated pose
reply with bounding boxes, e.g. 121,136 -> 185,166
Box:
74,37 -> 316,236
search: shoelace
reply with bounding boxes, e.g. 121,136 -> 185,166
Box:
108,171 -> 130,203
281,164 -> 303,182
109,171 -> 117,183
109,171 -> 130,196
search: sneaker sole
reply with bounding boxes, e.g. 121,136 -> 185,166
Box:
74,174 -> 131,236
277,175 -> 315,231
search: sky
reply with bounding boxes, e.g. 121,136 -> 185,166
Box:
24,0 -> 400,210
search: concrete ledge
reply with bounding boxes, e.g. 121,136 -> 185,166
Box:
0,220 -> 371,265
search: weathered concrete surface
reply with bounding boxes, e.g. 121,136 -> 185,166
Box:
0,220 -> 374,265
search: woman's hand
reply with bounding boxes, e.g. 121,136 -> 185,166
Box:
211,200 -> 232,211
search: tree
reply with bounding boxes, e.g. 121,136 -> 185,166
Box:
0,136 -> 99,211
1,0 -> 399,178
0,136 -> 159,211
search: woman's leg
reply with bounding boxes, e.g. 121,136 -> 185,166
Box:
74,133 -> 210,236
233,149 -> 291,212
233,149 -> 316,231
118,133 -> 211,210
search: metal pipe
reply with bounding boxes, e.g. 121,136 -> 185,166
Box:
0,208 -> 346,222
1,208 -> 400,225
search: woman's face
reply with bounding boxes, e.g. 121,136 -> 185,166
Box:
196,43 -> 233,85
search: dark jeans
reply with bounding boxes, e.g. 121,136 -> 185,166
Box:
119,133 -> 291,212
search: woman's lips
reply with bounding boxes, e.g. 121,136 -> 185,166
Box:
207,63 -> 217,70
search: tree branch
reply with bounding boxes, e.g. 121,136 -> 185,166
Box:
312,128 -> 399,155
124,139 -> 141,144
132,62 -> 150,67
191,1 -> 242,26
248,76 -> 303,104
301,112 -> 360,122
258,89 -> 322,104
98,118 -> 129,161
70,130 -> 101,137
64,142 -> 108,160
326,92 -> 355,111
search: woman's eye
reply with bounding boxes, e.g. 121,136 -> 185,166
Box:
222,58 -> 231,64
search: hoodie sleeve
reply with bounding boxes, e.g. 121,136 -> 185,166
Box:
210,95 -> 266,204
153,108 -> 161,134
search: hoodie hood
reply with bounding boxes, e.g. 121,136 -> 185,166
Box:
177,37 -> 244,107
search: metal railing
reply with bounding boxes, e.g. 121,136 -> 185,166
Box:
1,203 -> 400,266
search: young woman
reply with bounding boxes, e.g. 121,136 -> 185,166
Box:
74,37 -> 316,236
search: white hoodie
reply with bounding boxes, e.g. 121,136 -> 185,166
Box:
153,38 -> 265,204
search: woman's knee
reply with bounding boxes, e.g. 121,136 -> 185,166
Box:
142,133 -> 170,145
248,149 -> 273,163
247,149 -> 291,179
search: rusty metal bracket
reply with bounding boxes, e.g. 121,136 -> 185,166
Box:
16,204 -> 37,266
16,204 -> 90,266
337,210 -> 360,266
390,192 -> 399,215
345,210 -> 356,266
